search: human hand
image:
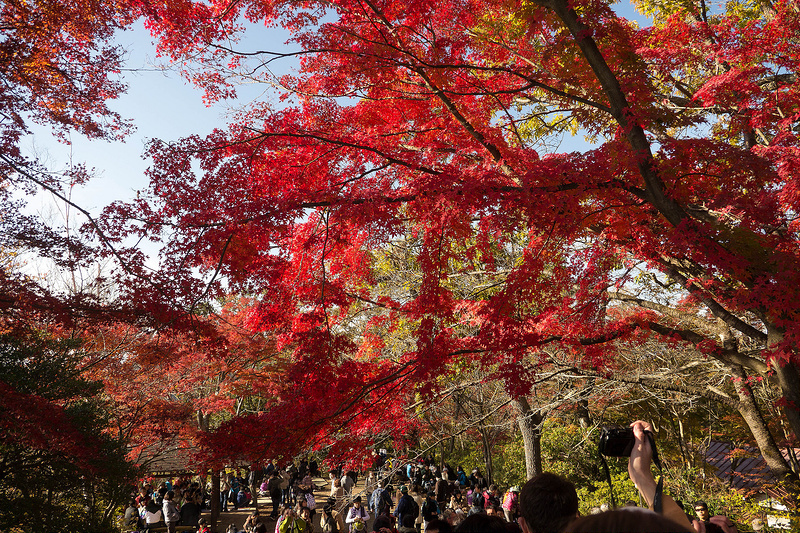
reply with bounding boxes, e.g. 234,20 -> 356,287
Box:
627,420 -> 656,504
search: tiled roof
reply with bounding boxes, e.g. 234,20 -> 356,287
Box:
704,440 -> 798,499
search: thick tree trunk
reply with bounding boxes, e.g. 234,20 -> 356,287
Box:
512,396 -> 544,480
730,364 -> 799,490
211,470 -> 221,532
772,361 -> 800,442
479,425 -> 494,485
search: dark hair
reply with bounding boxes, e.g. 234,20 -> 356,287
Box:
373,515 -> 394,531
565,509 -> 694,533
402,514 -> 416,528
519,472 -> 578,533
254,524 -> 269,533
454,514 -> 505,533
427,518 -> 454,533
694,501 -> 708,510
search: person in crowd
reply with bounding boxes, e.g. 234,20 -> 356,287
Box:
222,474 -> 232,512
467,493 -> 484,517
123,498 -> 140,532
398,514 -> 417,533
517,472 -> 578,533
300,507 -> 315,533
136,485 -> 151,508
162,490 -> 181,533
143,499 -> 164,528
502,486 -> 519,523
424,518 -> 453,533
449,488 -> 464,511
269,471 -> 284,519
692,501 -> 723,533
279,507 -> 309,533
179,490 -> 201,527
331,478 -> 345,511
372,514 -> 397,533
453,514 -> 506,533
434,475 -> 450,508
321,496 -> 347,533
421,491 -> 441,531
198,517 -> 211,533
370,482 -> 393,518
346,496 -> 370,533
483,485 -> 501,509
342,471 -> 356,497
394,485 -> 419,527
565,507 -> 693,533
410,484 -> 425,531
622,420 -> 695,531
244,510 -> 266,533
456,467 -> 468,488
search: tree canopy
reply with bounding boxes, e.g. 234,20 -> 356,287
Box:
4,0 -> 800,519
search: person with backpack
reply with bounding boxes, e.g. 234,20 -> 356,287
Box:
321,497 -> 346,533
501,486 -> 519,523
370,483 -> 393,518
393,486 -> 419,527
420,491 -> 440,532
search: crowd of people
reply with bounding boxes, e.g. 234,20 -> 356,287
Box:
123,421 -> 742,533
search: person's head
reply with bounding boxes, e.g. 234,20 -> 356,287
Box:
565,508 -> 694,533
428,491 -> 436,499
694,501 -> 709,521
255,524 -> 268,533
300,508 -> 312,521
400,485 -> 408,494
454,514 -> 505,533
402,514 -> 416,529
427,518 -> 454,533
353,495 -> 362,507
519,472 -> 578,533
198,518 -> 207,526
373,514 -> 393,531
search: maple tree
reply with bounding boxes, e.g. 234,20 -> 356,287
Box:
93,0 -> 800,499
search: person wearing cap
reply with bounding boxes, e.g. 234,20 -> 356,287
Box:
394,485 -> 418,527
346,496 -> 370,533
501,486 -> 519,523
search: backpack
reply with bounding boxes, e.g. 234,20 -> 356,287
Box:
472,491 -> 484,509
407,498 -> 420,521
376,490 -> 391,515
421,499 -> 438,521
321,513 -> 338,533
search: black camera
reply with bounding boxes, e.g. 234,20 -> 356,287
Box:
598,427 -> 636,457
598,426 -> 657,457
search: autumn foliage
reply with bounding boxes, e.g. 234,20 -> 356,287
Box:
80,0 -> 800,480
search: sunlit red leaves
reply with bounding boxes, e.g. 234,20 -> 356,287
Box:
82,0 -> 800,463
